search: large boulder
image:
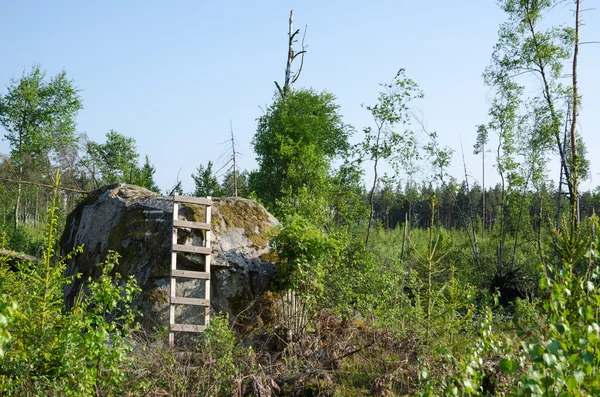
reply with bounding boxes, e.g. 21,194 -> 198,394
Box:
60,184 -> 280,330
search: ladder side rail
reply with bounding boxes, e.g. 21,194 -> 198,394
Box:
204,197 -> 212,326
168,195 -> 179,346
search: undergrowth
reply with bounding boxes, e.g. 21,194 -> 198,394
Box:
1,174 -> 599,396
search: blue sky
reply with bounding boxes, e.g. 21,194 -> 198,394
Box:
1,1 -> 598,193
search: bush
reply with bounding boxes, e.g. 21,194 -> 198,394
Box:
418,216 -> 600,395
0,172 -> 141,395
0,296 -> 16,359
128,314 -> 257,396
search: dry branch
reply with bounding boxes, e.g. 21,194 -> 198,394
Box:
0,177 -> 88,194
0,249 -> 41,264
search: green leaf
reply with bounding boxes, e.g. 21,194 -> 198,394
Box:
574,370 -> 585,384
547,340 -> 561,354
568,353 -> 579,366
527,343 -> 545,362
566,376 -> 578,391
543,353 -> 558,367
580,350 -> 594,365
499,359 -> 518,375
556,323 -> 570,334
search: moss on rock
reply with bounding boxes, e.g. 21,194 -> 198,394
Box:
181,204 -> 206,223
215,198 -> 276,249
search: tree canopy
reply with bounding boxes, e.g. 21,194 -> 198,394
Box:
0,65 -> 82,230
250,88 -> 352,216
191,161 -> 225,197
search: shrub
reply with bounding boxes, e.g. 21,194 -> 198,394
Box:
0,171 -> 141,396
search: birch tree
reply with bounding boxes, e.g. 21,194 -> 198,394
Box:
358,69 -> 422,245
0,65 -> 82,232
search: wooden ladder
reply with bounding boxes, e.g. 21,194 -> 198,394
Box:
169,194 -> 212,346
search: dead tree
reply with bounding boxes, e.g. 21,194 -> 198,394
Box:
275,10 -> 307,98
223,122 -> 241,197
230,123 -> 238,197
212,121 -> 242,197
569,0 -> 581,224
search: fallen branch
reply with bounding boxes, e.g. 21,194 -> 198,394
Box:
0,177 -> 88,194
0,249 -> 41,264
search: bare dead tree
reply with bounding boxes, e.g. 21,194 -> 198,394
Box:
474,124 -> 489,240
459,138 -> 480,265
231,122 -> 238,197
167,168 -> 183,197
556,105 -> 571,231
275,10 -> 307,98
213,121 -> 242,197
570,0 -> 581,225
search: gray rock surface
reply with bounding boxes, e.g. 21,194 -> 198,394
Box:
60,184 -> 279,330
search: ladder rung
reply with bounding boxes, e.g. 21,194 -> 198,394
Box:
172,244 -> 211,255
170,323 -> 207,332
172,269 -> 210,279
173,219 -> 211,230
171,296 -> 210,306
174,196 -> 213,206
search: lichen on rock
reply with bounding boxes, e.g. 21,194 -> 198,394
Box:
60,184 -> 280,331
214,198 -> 275,249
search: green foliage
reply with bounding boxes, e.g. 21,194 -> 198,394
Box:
329,161 -> 369,228
418,301 -> 513,396
250,88 -> 351,217
423,131 -> 454,186
197,314 -> 250,396
358,69 -> 422,174
368,197 -> 478,353
473,124 -> 489,156
512,298 -> 543,336
0,64 -> 82,232
508,216 -> 600,395
130,314 -> 256,396
191,160 -> 225,197
221,169 -> 250,197
273,214 -> 344,308
0,64 -> 82,168
0,171 -> 140,395
135,155 -> 161,193
83,130 -> 140,187
484,0 -> 580,223
417,214 -> 600,396
411,194 -> 452,345
0,5 -> 594,394
358,68 -> 423,243
5,223 -> 47,257
77,130 -> 162,193
0,296 -> 16,359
